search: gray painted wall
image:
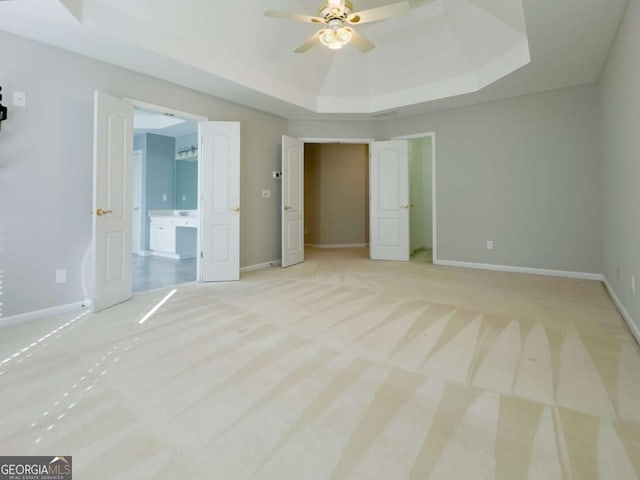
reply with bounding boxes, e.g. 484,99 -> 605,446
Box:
175,132 -> 198,210
385,85 -> 603,274
599,0 -> 640,333
288,120 -> 384,140
0,30 -> 287,318
0,27 -> 625,321
144,133 -> 176,249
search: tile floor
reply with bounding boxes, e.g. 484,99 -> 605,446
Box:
132,254 -> 197,293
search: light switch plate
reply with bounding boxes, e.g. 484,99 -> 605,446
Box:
13,91 -> 26,108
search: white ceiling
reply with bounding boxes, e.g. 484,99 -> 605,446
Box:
133,109 -> 198,138
0,0 -> 628,120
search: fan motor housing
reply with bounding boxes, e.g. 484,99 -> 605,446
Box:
318,1 -> 354,20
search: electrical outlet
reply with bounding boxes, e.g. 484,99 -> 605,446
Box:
486,240 -> 494,250
55,269 -> 67,284
182,194 -> 187,202
13,91 -> 26,108
162,194 -> 167,202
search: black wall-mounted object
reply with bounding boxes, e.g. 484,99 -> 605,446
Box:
0,85 -> 7,130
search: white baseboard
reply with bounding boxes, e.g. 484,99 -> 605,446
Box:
603,277 -> 640,345
241,260 -> 282,273
0,300 -> 91,328
305,243 -> 369,249
152,252 -> 195,260
152,251 -> 180,260
134,250 -> 153,257
434,259 -> 604,281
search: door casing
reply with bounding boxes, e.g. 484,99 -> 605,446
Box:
131,149 -> 144,256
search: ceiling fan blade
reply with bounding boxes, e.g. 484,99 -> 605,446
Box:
347,1 -> 410,25
294,32 -> 322,53
346,28 -> 375,52
265,10 -> 324,24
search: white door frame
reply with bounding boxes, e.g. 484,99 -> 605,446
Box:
128,99 -> 208,282
95,98 -> 209,287
124,99 -> 209,123
392,132 -> 437,263
299,137 -> 376,145
131,149 -> 144,256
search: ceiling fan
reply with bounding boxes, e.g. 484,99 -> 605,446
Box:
265,0 -> 410,53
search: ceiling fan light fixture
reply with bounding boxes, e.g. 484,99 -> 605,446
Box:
320,29 -> 335,44
319,22 -> 352,50
266,0 -> 394,53
337,28 -> 352,43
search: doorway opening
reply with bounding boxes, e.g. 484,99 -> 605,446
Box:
408,136 -> 433,264
282,133 -> 436,268
303,143 -> 370,256
131,108 -> 200,293
92,92 -> 241,313
392,132 -> 436,265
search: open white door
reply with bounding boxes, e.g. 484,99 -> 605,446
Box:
281,135 -> 304,268
370,140 -> 410,261
92,91 -> 134,312
200,121 -> 240,282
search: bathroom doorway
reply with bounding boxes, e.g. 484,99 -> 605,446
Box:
131,108 -> 200,293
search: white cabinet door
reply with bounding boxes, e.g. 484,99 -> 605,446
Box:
200,122 -> 241,282
370,140 -> 410,261
150,224 -> 176,253
281,135 -> 304,268
92,91 -> 134,312
149,224 -> 162,252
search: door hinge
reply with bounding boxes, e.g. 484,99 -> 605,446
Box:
200,251 -> 203,259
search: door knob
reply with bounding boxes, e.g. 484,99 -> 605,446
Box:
96,208 -> 113,216
401,204 -> 409,209
283,206 -> 292,211
231,207 -> 240,212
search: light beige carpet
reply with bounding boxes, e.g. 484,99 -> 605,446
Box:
1,247 -> 639,479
